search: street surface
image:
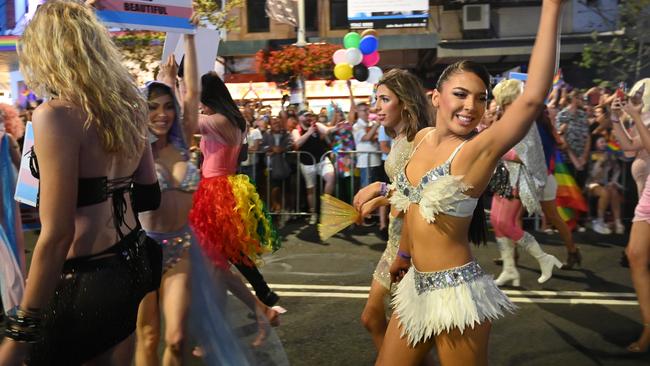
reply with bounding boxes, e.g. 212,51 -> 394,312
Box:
262,220 -> 650,366
10,221 -> 650,366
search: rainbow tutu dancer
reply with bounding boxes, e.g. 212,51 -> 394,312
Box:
189,114 -> 280,268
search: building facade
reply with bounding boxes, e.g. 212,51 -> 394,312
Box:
220,0 -> 620,87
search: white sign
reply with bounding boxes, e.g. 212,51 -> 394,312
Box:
162,28 -> 221,78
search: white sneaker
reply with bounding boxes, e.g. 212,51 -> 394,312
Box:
592,220 -> 612,235
615,222 -> 625,235
577,225 -> 587,233
309,214 -> 317,225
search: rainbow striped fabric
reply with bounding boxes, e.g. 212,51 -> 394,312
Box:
553,150 -> 587,229
0,36 -> 18,52
552,68 -> 563,88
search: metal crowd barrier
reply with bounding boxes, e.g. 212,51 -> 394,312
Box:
319,150 -> 385,200
244,148 -> 634,229
243,151 -> 318,219
242,150 -> 385,220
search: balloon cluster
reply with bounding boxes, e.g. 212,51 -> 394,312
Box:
332,29 -> 383,84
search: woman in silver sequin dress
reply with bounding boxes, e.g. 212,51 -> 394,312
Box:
353,69 -> 432,352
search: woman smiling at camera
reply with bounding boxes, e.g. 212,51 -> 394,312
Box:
355,2 -> 565,365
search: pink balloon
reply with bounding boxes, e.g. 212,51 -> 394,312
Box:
362,51 -> 380,67
332,49 -> 347,65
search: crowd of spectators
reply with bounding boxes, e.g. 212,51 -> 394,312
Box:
4,78 -> 648,237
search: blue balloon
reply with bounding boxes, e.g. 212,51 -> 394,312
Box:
359,36 -> 378,55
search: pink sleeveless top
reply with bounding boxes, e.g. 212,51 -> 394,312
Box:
198,115 -> 242,178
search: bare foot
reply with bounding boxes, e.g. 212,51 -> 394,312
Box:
627,325 -> 650,353
251,303 -> 281,347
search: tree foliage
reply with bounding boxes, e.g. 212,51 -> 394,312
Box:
579,0 -> 650,84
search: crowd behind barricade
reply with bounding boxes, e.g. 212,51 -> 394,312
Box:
203,77 -> 648,240
4,77 -> 645,238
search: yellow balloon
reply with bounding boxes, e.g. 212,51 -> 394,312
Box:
361,29 -> 378,38
334,63 -> 353,80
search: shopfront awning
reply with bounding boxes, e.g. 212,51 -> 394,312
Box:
219,33 -> 439,57
435,31 -> 620,64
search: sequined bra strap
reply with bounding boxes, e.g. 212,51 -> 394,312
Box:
446,140 -> 468,171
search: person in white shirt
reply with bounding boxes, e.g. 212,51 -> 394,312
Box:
352,102 -> 382,188
239,120 -> 263,181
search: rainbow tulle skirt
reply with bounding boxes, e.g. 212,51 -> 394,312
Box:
189,174 -> 280,268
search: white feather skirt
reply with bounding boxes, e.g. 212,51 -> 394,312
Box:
391,261 -> 516,347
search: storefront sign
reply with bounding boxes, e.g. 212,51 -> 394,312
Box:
347,0 -> 428,29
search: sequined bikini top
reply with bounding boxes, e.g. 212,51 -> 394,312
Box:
389,130 -> 478,223
156,160 -> 200,193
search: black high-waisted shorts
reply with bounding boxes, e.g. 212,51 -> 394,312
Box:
27,229 -> 157,365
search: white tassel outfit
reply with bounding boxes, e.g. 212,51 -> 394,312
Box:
391,261 -> 516,347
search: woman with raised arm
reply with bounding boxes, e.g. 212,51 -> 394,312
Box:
0,2 -> 160,364
353,69 -> 432,354
135,36 -> 199,366
188,71 -> 281,322
372,2 -> 563,364
611,96 -> 650,353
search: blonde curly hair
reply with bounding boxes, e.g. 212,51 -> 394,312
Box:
630,78 -> 650,114
493,79 -> 523,109
18,0 -> 147,157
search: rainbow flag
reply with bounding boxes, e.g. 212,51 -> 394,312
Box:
552,68 -> 563,88
0,36 -> 18,52
553,150 -> 587,230
607,140 -> 621,153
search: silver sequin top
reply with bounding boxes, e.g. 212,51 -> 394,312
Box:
372,136 -> 413,290
385,136 -> 413,183
505,124 -> 547,215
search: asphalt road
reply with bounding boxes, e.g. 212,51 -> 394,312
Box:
6,220 -> 650,366
260,220 -> 650,366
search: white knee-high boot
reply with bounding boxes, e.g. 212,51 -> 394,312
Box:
494,237 -> 520,287
518,232 -> 562,284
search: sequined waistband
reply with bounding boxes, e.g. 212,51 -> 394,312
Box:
413,261 -> 485,295
146,225 -> 192,243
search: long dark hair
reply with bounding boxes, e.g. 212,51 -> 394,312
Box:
438,61 -> 491,246
200,72 -> 247,132
462,131 -> 488,246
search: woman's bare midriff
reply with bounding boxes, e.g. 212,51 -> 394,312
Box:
140,190 -> 194,233
63,112 -> 143,259
404,205 -> 474,272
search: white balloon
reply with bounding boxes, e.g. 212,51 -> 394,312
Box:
345,48 -> 363,66
366,66 -> 383,84
332,49 -> 347,64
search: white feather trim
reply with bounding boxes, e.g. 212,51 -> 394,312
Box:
388,182 -> 411,213
391,268 -> 516,347
419,175 -> 472,223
